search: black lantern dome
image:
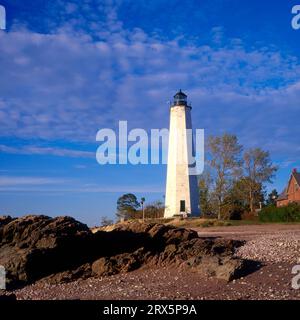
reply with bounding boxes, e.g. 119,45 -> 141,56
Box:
173,89 -> 187,106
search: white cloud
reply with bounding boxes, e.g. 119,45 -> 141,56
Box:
0,0 -> 299,161
0,176 -> 65,187
0,144 -> 94,158
0,178 -> 163,194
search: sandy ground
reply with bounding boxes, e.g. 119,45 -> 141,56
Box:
12,224 -> 300,300
196,223 -> 300,241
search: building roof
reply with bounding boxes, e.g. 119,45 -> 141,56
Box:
277,188 -> 288,201
293,171 -> 300,186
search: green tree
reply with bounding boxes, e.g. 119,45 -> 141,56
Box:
266,189 -> 279,206
228,177 -> 265,218
100,216 -> 114,226
144,201 -> 165,219
198,171 -> 215,217
116,193 -> 140,221
243,148 -> 277,212
208,134 -> 243,220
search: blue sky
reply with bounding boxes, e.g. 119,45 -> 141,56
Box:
0,0 -> 300,226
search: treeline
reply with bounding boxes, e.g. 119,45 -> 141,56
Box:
115,193 -> 164,222
200,133 -> 277,219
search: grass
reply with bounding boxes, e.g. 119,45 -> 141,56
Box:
93,215 -> 300,232
169,218 -> 300,229
225,219 -> 262,226
166,218 -> 234,228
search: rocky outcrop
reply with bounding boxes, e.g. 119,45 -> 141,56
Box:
40,263 -> 93,285
0,215 -> 92,288
0,216 -> 15,228
0,216 -> 252,289
91,225 -> 246,281
92,248 -> 148,277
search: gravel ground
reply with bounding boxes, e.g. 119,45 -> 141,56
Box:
235,233 -> 300,263
10,224 -> 300,300
197,224 -> 300,263
12,264 -> 300,300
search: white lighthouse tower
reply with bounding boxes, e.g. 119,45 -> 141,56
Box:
164,90 -> 200,218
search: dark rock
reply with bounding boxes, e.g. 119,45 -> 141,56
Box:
92,248 -> 149,277
41,263 -> 92,285
0,215 -> 92,288
183,255 -> 246,281
148,237 -> 247,281
214,257 -> 246,281
0,215 -> 91,248
112,221 -> 154,234
0,216 -> 253,288
110,221 -> 198,250
97,223 -> 248,281
0,215 -> 15,228
211,239 -> 245,256
91,229 -> 151,258
150,224 -> 198,245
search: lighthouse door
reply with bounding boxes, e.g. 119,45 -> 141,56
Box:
180,200 -> 186,213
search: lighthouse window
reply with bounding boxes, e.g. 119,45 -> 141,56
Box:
180,200 -> 186,212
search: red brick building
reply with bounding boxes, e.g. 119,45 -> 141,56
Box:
277,169 -> 300,207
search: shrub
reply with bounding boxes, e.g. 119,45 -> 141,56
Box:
201,220 -> 214,228
259,203 -> 300,223
241,211 -> 259,221
201,219 -> 232,228
100,216 -> 114,226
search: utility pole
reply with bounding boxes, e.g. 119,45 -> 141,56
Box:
141,197 -> 145,221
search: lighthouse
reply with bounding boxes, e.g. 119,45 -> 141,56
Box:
164,90 -> 200,218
